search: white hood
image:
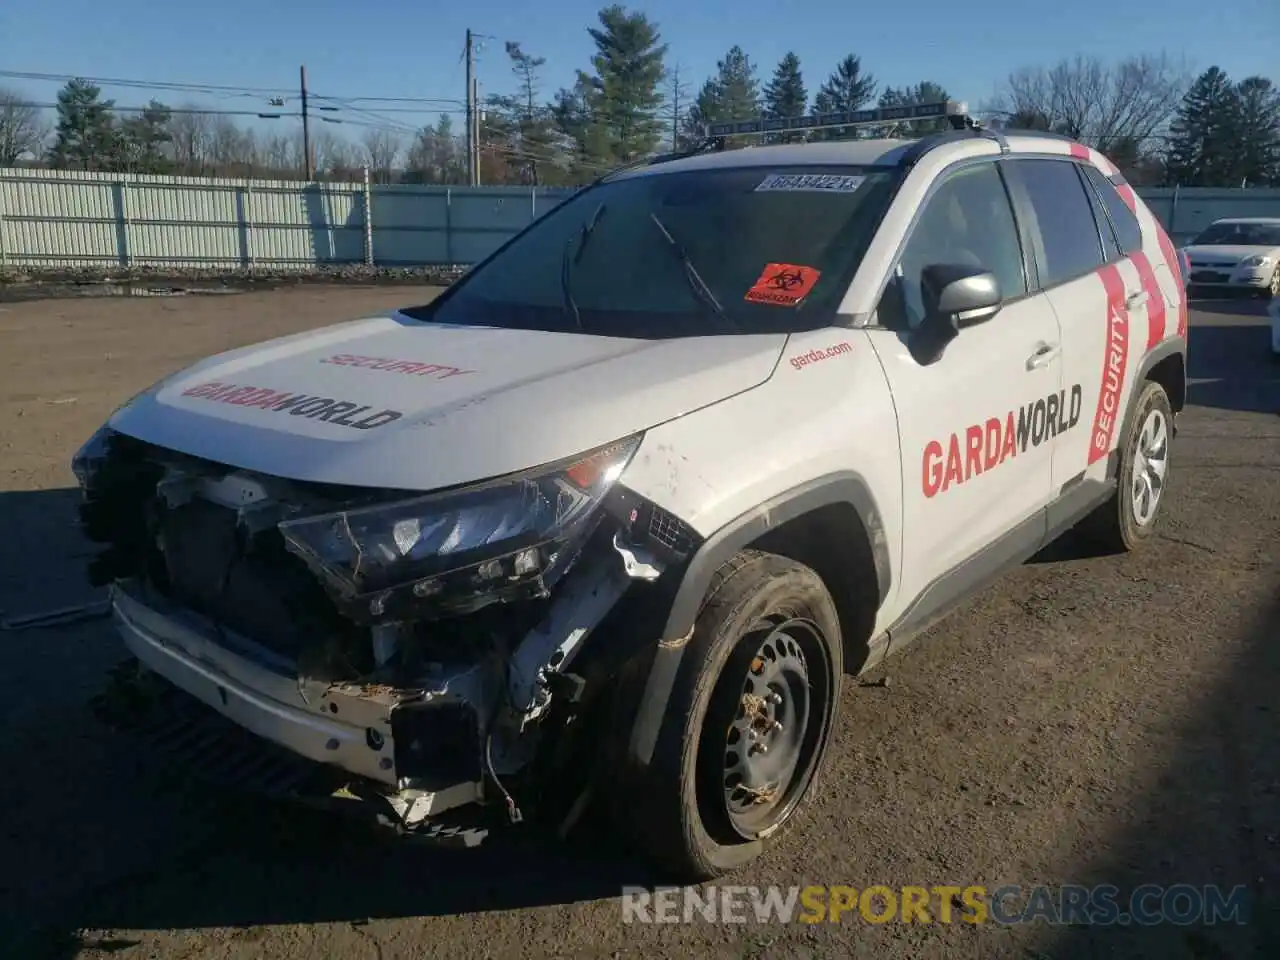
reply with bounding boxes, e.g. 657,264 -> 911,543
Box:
1182,243 -> 1280,264
109,310 -> 787,490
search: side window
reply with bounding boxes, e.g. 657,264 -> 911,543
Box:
1082,164 -> 1144,255
1012,159 -> 1107,287
1081,167 -> 1121,264
878,162 -> 1028,330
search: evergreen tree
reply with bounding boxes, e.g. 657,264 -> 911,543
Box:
117,100 -> 173,174
576,5 -> 668,164
813,55 -> 876,140
49,78 -> 118,171
1234,76 -> 1280,186
763,52 -> 807,143
404,114 -> 466,184
493,42 -> 558,184
680,46 -> 759,150
877,81 -> 951,137
1164,67 -> 1242,187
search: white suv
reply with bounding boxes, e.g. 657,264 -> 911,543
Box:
75,112 -> 1189,880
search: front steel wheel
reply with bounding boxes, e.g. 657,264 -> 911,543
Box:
609,550 -> 843,881
713,617 -> 825,840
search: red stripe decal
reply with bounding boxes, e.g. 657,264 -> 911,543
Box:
1089,265 -> 1130,466
1130,251 -> 1167,349
1152,226 -> 1189,339
1069,143 -> 1090,161
1115,183 -> 1138,212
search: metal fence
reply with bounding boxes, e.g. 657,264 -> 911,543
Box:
1141,187 -> 1280,246
2,167 -> 1279,271
0,168 -> 577,270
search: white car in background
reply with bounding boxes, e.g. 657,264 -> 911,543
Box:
1181,217 -> 1280,303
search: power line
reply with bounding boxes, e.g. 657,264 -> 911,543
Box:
0,68 -> 471,110
311,95 -> 468,107
0,69 -> 294,97
8,101 -> 299,119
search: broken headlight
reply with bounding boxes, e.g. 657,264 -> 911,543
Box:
277,435 -> 642,618
72,371 -> 183,490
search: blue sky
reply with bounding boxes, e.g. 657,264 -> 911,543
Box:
2,0 -> 1276,136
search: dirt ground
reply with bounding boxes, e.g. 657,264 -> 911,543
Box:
0,286 -> 1276,960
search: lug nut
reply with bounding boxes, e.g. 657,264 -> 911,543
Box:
768,693 -> 783,705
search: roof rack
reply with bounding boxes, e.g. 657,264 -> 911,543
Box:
702,100 -> 976,139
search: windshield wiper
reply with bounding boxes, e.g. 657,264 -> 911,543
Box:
577,202 -> 607,262
560,241 -> 583,332
560,203 -> 608,332
648,213 -> 738,333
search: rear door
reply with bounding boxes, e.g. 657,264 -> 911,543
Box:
1002,158 -> 1150,493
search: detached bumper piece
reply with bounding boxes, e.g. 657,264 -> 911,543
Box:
92,658 -> 496,848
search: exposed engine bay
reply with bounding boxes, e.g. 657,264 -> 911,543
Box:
75,429 -> 700,836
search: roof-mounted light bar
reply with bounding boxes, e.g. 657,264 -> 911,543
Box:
704,100 -> 972,138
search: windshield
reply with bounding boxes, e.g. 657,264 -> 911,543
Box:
1191,222 -> 1280,246
404,164 -> 900,337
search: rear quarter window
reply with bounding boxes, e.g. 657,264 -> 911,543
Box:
1082,164 -> 1143,255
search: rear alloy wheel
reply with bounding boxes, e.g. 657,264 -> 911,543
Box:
613,550 -> 842,881
1081,379 -> 1173,551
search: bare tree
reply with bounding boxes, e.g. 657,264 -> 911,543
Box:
261,131 -> 307,178
986,53 -> 1191,154
166,106 -> 213,175
0,88 -> 48,165
362,128 -> 402,183
313,130 -> 361,180
208,117 -> 260,176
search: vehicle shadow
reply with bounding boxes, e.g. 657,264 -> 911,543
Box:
1186,297 -> 1271,319
1185,307 -> 1279,416
1030,582 -> 1280,958
0,487 -> 655,960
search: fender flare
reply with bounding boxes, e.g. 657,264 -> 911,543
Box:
626,471 -> 891,768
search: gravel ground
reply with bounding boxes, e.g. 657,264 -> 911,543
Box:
0,287 -> 1276,960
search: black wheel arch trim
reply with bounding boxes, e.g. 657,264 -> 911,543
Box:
1115,337 -> 1186,478
626,471 -> 890,768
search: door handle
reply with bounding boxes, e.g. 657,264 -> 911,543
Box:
1126,290 -> 1149,308
1026,342 -> 1060,370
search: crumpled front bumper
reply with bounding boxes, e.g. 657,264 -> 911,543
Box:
108,578 -> 487,830
113,578 -> 405,786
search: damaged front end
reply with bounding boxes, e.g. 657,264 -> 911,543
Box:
75,427 -> 700,841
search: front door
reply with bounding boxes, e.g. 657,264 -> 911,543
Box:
868,159 -> 1062,608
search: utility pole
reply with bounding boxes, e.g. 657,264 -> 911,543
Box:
464,30 -> 477,186
473,75 -> 482,186
300,64 -> 312,180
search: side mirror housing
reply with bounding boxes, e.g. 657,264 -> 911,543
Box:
910,264 -> 1002,365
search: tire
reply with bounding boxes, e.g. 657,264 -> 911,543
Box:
1080,379 -> 1174,552
606,550 -> 843,881
1266,267 -> 1280,301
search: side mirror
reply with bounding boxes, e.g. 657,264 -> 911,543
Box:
910,264 -> 1002,365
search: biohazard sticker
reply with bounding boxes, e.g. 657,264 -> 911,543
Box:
745,263 -> 821,307
754,173 -> 866,193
